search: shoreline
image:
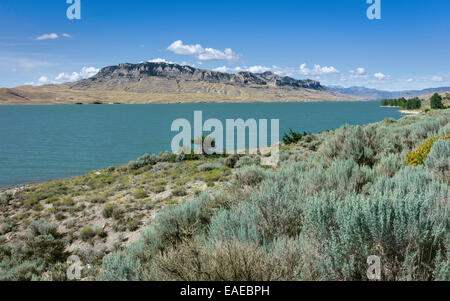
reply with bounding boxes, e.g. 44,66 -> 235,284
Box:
381,105 -> 422,115
0,98 -> 371,106
0,182 -> 35,195
0,145 -> 281,193
398,109 -> 421,115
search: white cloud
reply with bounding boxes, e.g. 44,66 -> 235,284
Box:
374,72 -> 388,80
148,58 -> 174,64
349,67 -> 368,79
55,66 -> 100,82
299,64 -> 340,76
36,33 -> 72,40
213,65 -> 270,74
36,33 -> 59,40
167,40 -> 204,55
213,66 -> 232,73
215,64 -> 332,77
246,66 -> 271,73
213,64 -> 338,78
167,40 -> 240,61
27,66 -> 99,86
38,76 -> 51,84
198,48 -> 239,61
25,76 -> 53,86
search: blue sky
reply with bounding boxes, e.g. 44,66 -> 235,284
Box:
0,0 -> 449,90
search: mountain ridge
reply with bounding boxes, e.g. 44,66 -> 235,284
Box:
0,62 -> 356,104
71,62 -> 324,91
1,62 -> 449,104
328,85 -> 450,100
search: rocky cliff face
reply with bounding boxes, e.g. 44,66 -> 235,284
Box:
71,62 -> 324,91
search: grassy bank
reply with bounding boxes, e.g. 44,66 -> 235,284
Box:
0,109 -> 449,281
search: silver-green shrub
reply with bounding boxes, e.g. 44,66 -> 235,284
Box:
298,167 -> 448,280
235,155 -> 261,168
425,139 -> 450,183
232,165 -> 269,187
98,110 -> 450,281
98,250 -> 142,281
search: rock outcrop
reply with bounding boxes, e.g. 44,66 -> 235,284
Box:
70,62 -> 324,91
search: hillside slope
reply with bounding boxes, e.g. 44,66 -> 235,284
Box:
0,63 -> 357,104
0,109 -> 448,280
330,85 -> 450,100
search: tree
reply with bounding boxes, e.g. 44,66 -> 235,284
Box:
430,93 -> 444,109
282,129 -> 310,145
445,92 -> 450,100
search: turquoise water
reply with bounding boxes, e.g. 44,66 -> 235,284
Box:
0,102 -> 401,188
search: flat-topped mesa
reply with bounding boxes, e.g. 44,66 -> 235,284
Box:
71,62 -> 324,90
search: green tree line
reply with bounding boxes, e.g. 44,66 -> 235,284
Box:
381,97 -> 422,110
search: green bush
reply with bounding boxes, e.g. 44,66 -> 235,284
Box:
0,258 -> 46,281
197,162 -> 223,171
80,227 -> 96,242
171,186 -> 187,197
298,168 -> 448,280
102,203 -> 116,218
235,155 -> 261,168
374,153 -> 403,178
29,219 -> 59,237
0,219 -> 67,281
0,223 -> 11,235
319,125 -> 380,167
150,240 -> 283,281
152,185 -> 166,193
232,165 -> 268,187
136,153 -> 153,166
127,161 -> 140,171
425,139 -> 450,182
430,93 -> 444,109
135,189 -> 148,199
0,192 -> 13,205
222,154 -> 240,168
283,129 -> 310,145
97,250 -> 142,281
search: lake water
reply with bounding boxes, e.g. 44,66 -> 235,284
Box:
0,102 -> 402,188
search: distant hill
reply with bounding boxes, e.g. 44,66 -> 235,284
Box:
0,62 -> 356,105
72,62 -> 324,91
328,85 -> 450,100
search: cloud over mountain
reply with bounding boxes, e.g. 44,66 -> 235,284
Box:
167,40 -> 240,61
